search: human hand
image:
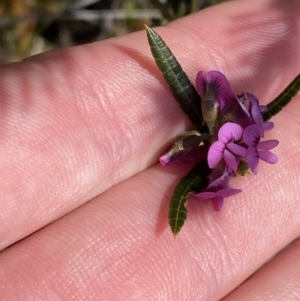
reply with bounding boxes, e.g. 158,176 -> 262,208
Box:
0,0 -> 299,300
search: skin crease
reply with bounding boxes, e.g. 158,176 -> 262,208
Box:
222,239 -> 300,300
0,0 -> 299,299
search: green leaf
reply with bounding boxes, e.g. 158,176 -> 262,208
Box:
145,25 -> 208,133
168,159 -> 211,236
263,74 -> 300,121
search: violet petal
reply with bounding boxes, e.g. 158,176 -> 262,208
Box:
196,71 -> 252,128
212,197 -> 224,211
216,188 -> 242,198
263,122 -> 274,131
246,92 -> 263,125
207,141 -> 225,168
243,124 -> 261,147
218,122 -> 244,143
258,151 -> 278,164
257,140 -> 279,150
259,105 -> 268,113
246,146 -> 259,174
207,168 -> 228,189
207,168 -> 229,189
223,149 -> 240,171
196,71 -> 235,111
226,142 -> 247,157
194,191 -> 217,200
159,154 -> 172,166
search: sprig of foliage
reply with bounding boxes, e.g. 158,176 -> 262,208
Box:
146,26 -> 300,235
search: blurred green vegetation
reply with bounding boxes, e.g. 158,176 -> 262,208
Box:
0,0 -> 228,64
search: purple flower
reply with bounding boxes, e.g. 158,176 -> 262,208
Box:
208,122 -> 246,171
207,122 -> 279,175
242,92 -> 274,134
160,69 -> 279,212
196,71 -> 252,129
243,124 -> 279,174
194,167 -> 241,211
247,92 -> 264,126
197,72 -> 279,175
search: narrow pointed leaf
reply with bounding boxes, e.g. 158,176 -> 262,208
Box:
145,25 -> 207,133
169,159 -> 211,235
263,74 -> 300,121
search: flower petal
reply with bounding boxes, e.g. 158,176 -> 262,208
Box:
257,140 -> 279,150
223,149 -> 240,171
218,122 -> 244,143
216,188 -> 242,198
246,92 -> 264,125
212,197 -> 224,211
258,151 -> 278,164
226,142 -> 247,157
246,146 -> 259,174
196,71 -> 233,109
194,191 -> 217,200
263,122 -> 274,131
259,105 -> 268,113
205,71 -> 239,111
195,71 -> 209,98
243,124 -> 262,147
207,141 -> 225,168
196,71 -> 252,128
159,154 -> 173,166
207,168 -> 229,189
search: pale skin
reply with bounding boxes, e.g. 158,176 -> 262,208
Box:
0,0 -> 300,300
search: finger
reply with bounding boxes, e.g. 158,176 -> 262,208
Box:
1,0 -> 299,251
0,144 -> 299,301
0,20 -> 188,248
222,239 -> 300,301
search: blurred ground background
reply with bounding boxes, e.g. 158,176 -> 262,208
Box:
0,0 -> 228,64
